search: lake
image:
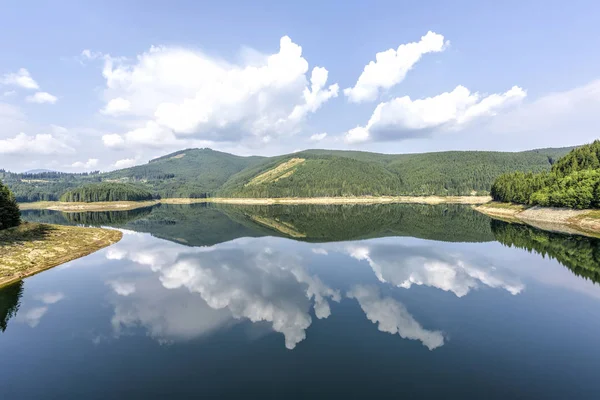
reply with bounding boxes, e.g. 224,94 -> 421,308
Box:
2,203 -> 600,399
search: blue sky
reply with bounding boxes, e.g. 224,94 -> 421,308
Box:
1,0 -> 599,172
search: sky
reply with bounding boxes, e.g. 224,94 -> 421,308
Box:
1,0 -> 599,172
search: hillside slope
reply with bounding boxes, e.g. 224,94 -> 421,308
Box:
219,147 -> 574,197
104,148 -> 265,197
3,145 -> 575,201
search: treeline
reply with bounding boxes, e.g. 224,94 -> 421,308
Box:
0,180 -> 21,230
60,183 -> 155,202
492,220 -> 600,284
491,141 -> 600,208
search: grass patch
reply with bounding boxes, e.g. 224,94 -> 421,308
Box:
246,158 -> 305,186
0,222 -> 122,287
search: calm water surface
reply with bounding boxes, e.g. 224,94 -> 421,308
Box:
2,204 -> 600,399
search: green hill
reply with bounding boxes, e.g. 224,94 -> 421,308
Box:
2,145 -> 577,202
103,148 -> 265,198
219,147 -> 574,197
491,141 -> 600,208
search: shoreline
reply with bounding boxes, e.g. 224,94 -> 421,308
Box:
20,195 -> 492,212
474,203 -> 600,238
0,223 -> 123,288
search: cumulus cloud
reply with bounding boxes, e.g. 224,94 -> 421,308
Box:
71,158 -> 99,169
19,291 -> 65,328
3,90 -> 16,97
19,307 -> 48,328
99,36 -> 338,149
102,133 -> 125,148
113,157 -> 138,169
109,237 -> 341,349
347,243 -> 524,297
312,248 -> 329,255
35,292 -> 65,304
344,31 -> 447,103
0,132 -> 75,155
479,79 -> 600,149
309,132 -> 327,142
107,280 -> 136,296
1,68 -> 39,89
101,97 -> 131,115
26,91 -> 58,104
110,277 -> 233,343
348,285 -> 445,350
345,85 -> 526,143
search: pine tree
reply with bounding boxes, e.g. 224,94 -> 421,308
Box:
0,179 -> 21,230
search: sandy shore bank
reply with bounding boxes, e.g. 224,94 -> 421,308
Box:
20,195 -> 492,212
0,223 -> 122,287
474,203 -> 600,237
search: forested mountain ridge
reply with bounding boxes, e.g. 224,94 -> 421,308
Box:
1,146 -> 576,202
218,147 -> 574,197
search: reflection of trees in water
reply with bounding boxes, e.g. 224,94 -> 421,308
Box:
22,206 -> 154,227
223,203 -> 495,243
24,203 -> 497,245
64,206 -> 154,225
0,281 -> 24,333
491,220 -> 600,284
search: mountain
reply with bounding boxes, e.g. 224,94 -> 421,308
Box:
2,146 -> 576,202
218,147 -> 575,197
104,148 -> 265,197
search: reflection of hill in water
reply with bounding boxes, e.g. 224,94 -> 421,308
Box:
491,220 -> 600,284
222,204 -> 495,243
23,203 -> 495,246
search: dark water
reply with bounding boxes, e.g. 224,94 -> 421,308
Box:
2,204 -> 600,399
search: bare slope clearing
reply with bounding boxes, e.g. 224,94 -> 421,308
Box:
246,158 -> 305,186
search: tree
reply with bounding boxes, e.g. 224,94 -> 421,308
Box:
0,281 -> 24,332
0,179 -> 21,230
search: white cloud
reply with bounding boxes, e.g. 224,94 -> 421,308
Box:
348,285 -> 445,350
309,132 -> 327,142
99,36 -> 338,149
26,91 -> 58,104
71,158 -> 99,169
312,248 -> 329,255
1,68 -> 39,89
19,307 -> 48,328
107,280 -> 136,296
113,157 -> 138,169
348,243 -> 524,297
102,133 -> 125,148
80,49 -> 104,61
479,79 -> 600,149
344,31 -> 447,103
101,97 -> 131,115
345,85 -> 526,143
36,292 -> 65,304
0,132 -> 75,155
110,237 -> 341,349
3,90 -> 16,97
